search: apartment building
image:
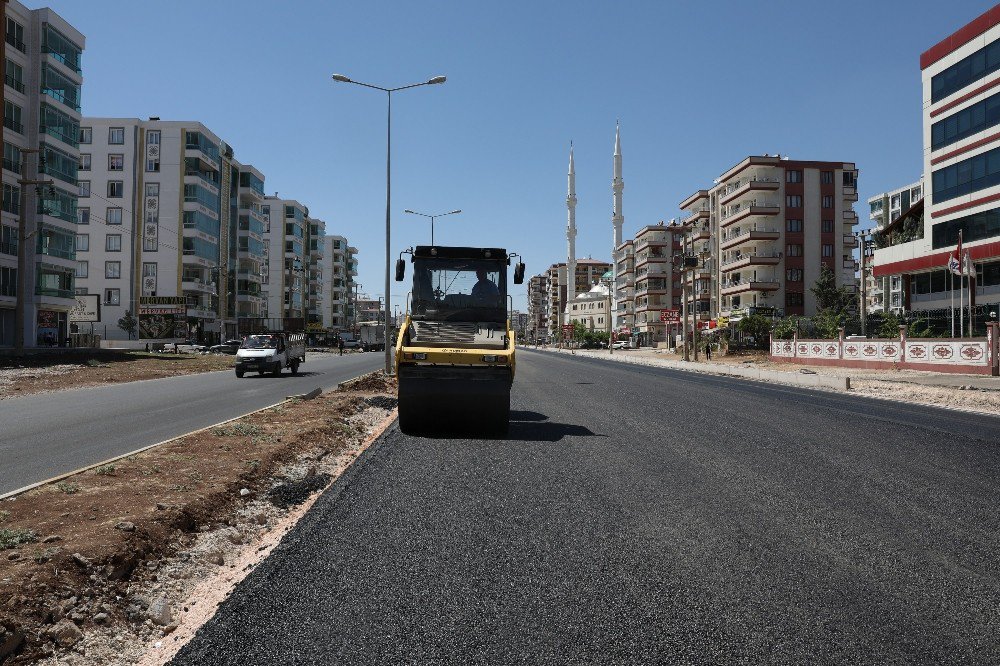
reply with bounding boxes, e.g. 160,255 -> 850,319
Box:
612,239 -> 634,332
873,6 -> 1000,318
679,155 -> 860,322
305,215 -> 324,330
75,119 -> 267,342
262,196 -> 309,323
544,258 -> 612,336
631,223 -> 685,344
526,272 -> 548,341
321,234 -> 355,332
1,2 -> 84,347
863,179 -> 924,314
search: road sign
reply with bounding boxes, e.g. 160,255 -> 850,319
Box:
69,294 -> 100,322
659,309 -> 679,322
562,324 -> 574,337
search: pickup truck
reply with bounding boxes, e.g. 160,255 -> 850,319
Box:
234,332 -> 306,377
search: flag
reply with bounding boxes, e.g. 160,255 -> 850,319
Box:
949,230 -> 964,276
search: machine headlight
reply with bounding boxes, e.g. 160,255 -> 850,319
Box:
482,355 -> 498,362
404,352 -> 427,360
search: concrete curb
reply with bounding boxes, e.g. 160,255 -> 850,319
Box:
519,347 -> 850,391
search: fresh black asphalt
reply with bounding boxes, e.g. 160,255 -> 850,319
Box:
173,349 -> 1000,665
0,352 -> 383,495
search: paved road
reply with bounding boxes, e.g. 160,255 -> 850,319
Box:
174,349 -> 1000,665
0,352 -> 383,495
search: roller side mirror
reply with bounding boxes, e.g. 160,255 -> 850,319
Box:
395,259 -> 405,282
514,262 -> 525,284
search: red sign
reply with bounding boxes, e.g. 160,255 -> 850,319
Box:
660,309 -> 679,322
562,324 -> 574,337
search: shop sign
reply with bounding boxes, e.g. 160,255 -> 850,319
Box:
69,294 -> 100,322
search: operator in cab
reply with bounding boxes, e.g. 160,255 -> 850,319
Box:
472,268 -> 499,298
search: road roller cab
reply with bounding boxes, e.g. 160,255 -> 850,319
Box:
394,246 -> 524,434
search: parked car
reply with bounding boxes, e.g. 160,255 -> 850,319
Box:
611,340 -> 630,349
209,339 -> 244,354
341,338 -> 362,350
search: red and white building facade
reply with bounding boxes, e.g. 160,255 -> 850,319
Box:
680,156 -> 860,321
873,6 -> 1000,315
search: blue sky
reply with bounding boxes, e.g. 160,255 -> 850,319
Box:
59,0 -> 996,311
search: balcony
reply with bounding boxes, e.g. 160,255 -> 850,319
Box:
185,146 -> 219,172
720,201 -> 780,229
635,237 -> 670,254
843,210 -> 858,223
843,234 -> 858,247
843,185 -> 858,202
720,228 -> 780,251
719,178 -> 780,206
681,208 -> 710,225
3,116 -> 23,134
720,252 -> 781,271
721,280 -> 779,296
843,259 -> 858,271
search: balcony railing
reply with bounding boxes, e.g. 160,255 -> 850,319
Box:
5,75 -> 25,94
4,116 -> 24,134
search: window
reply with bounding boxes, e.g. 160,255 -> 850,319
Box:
786,268 -> 803,282
931,205 -> 1000,248
77,207 -> 89,225
105,261 -> 121,279
142,262 -> 157,277
786,243 -> 803,257
78,180 -> 90,197
106,207 -> 122,225
6,17 -> 25,53
843,171 -> 856,187
4,100 -> 22,134
822,195 -> 833,209
108,127 -> 125,144
146,130 -> 161,172
75,260 -> 88,278
786,292 -> 804,306
822,244 -> 833,257
5,59 -> 24,93
2,183 -> 18,215
107,181 -> 123,198
75,234 -> 88,252
786,219 -> 803,232
786,195 -> 802,208
79,127 -> 92,144
786,170 -> 802,183
105,234 -> 122,252
108,154 -> 124,171
932,39 -> 1000,103
932,145 -> 1000,203
79,153 -> 91,171
0,266 -> 16,298
104,288 -> 120,306
3,142 -> 20,173
821,171 -> 833,184
821,219 -> 834,233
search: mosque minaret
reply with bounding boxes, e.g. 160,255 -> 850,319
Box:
566,142 -> 578,325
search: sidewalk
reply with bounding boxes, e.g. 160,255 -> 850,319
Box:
522,345 -> 1000,416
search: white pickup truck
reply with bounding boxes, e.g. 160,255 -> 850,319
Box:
234,332 -> 306,377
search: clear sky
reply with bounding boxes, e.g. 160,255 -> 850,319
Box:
55,0 -> 996,312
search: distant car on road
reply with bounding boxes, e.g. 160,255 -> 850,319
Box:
611,340 -> 630,349
209,339 -> 244,355
341,339 -> 361,350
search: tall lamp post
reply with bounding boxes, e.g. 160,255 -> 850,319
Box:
350,282 -> 362,335
403,209 -> 462,246
332,73 -> 447,375
286,257 -> 304,321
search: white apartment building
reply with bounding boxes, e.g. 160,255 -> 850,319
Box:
262,196 -> 310,322
1,2 -> 84,347
526,273 -> 548,341
680,155 -> 860,322
863,179 -> 924,314
75,119 -> 267,342
305,215 -> 324,331
873,7 -> 1000,319
321,234 -> 355,332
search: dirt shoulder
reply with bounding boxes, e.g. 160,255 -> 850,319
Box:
0,352 -> 239,400
0,372 -> 397,665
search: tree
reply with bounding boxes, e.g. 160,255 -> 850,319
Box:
737,314 -> 772,346
810,264 -> 854,314
772,316 -> 801,340
118,310 -> 138,340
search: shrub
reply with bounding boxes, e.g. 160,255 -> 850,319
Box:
0,527 -> 37,550
95,464 -> 116,476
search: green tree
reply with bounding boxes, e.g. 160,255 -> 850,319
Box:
737,314 -> 772,345
812,308 -> 844,339
772,316 -> 800,340
118,310 -> 138,340
810,264 -> 854,314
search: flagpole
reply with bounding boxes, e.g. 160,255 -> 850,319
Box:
960,269 -> 965,339
950,269 -> 954,337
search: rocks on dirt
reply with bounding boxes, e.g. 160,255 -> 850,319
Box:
239,488 -> 251,497
266,473 -> 331,509
42,535 -> 63,543
204,551 -> 224,566
115,521 -> 136,532
146,597 -> 172,626
71,553 -> 91,568
0,625 -> 26,662
364,395 -> 398,410
93,612 -> 108,624
49,619 -> 82,647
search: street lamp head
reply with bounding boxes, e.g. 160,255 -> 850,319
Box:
404,209 -> 415,214
331,73 -> 352,83
427,75 -> 447,85
449,209 -> 462,215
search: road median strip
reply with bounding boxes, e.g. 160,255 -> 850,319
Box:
0,372 -> 398,665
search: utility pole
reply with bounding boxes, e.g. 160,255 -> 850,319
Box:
15,149 -> 53,353
680,240 -> 689,362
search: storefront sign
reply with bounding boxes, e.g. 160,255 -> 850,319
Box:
139,296 -> 185,315
69,294 -> 100,323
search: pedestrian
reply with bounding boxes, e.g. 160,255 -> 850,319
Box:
705,341 -> 712,361
338,336 -> 344,356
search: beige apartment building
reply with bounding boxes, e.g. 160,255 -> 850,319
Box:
545,258 -> 612,336
679,155 -> 860,323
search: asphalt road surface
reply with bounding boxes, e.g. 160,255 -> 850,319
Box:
174,349 -> 1000,665
0,352 -> 383,495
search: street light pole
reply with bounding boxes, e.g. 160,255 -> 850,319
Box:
403,209 -> 462,246
332,73 -> 446,376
